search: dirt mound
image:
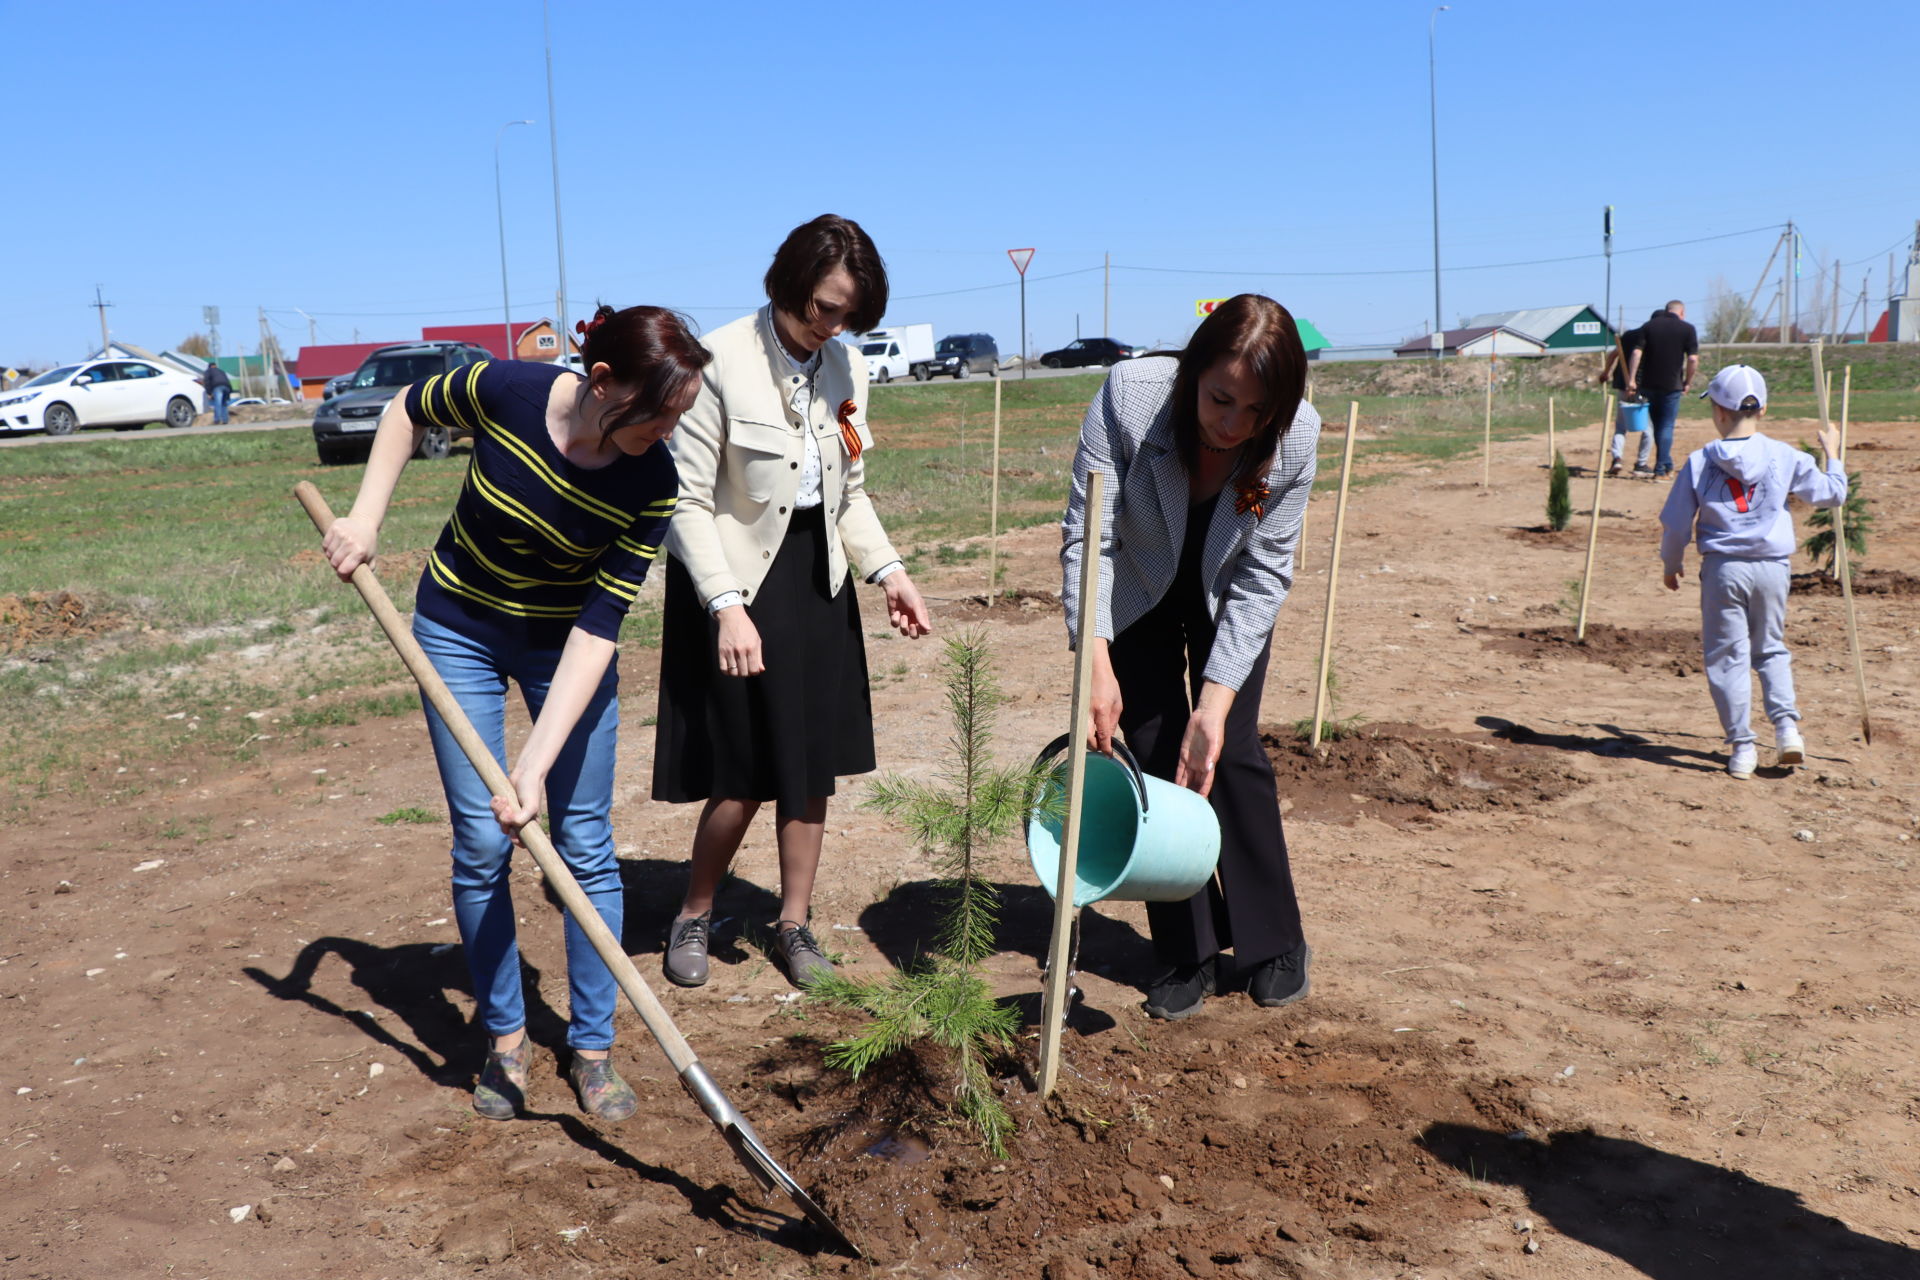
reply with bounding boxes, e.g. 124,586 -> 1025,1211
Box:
1790,568 -> 1920,596
1480,623 -> 1700,674
943,588 -> 1064,624
364,1017 -> 1540,1277
0,590 -> 119,652
1262,721 -> 1585,824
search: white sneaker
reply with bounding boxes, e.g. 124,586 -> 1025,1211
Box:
1774,721 -> 1804,766
1727,743 -> 1757,779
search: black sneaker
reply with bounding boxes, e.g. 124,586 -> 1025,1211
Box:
1246,943 -> 1312,1008
1143,957 -> 1217,1021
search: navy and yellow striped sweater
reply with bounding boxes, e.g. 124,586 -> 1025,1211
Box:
405,360 -> 678,648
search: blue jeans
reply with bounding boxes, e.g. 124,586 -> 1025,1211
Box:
210,386 -> 230,424
1647,390 -> 1682,474
411,611 -> 624,1049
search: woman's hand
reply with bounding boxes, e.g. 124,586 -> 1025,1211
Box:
490,765 -> 545,843
1664,568 -> 1684,592
714,605 -> 765,677
882,571 -> 933,638
1173,706 -> 1227,798
1087,639 -> 1120,754
321,514 -> 378,581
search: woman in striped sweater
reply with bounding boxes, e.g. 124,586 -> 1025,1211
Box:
321,306 -> 707,1123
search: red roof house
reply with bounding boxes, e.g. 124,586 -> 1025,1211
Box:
422,319 -> 574,362
292,341 -> 402,399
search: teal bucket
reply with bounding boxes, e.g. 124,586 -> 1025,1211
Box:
1026,735 -> 1221,908
1616,399 -> 1650,433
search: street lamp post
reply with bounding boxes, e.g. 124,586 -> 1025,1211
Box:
542,0 -> 571,359
495,119 -> 533,359
1428,5 -> 1450,359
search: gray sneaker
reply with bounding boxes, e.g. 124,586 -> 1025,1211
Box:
663,912 -> 711,987
772,920 -> 835,988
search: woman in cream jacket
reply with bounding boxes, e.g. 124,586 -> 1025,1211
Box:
653,214 -> 931,988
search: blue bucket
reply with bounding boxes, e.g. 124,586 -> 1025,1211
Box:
1026,735 -> 1221,908
1616,399 -> 1650,433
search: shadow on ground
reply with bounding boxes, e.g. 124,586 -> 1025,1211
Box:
1422,1122 -> 1920,1279
1478,715 -> 1726,774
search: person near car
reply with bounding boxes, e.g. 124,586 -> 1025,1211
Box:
1602,317 -> 1653,475
1625,300 -> 1699,476
652,214 -> 933,990
1060,293 -> 1320,1021
319,305 -> 707,1124
199,361 -> 233,425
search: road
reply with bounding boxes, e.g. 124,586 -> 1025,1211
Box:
1,365 -> 1111,450
0,415 -> 313,448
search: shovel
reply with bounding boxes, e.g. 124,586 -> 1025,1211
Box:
293,482 -> 858,1257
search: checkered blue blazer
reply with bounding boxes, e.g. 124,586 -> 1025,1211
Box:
1061,356 -> 1320,692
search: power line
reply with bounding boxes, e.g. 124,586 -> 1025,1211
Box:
1114,224 -> 1783,280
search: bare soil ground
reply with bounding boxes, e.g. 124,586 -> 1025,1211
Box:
5,412 -> 1919,1278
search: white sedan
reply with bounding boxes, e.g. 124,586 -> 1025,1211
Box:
0,359 -> 203,435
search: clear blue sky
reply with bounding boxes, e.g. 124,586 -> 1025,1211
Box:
6,0 -> 1914,367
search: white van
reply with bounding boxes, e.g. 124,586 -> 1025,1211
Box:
854,324 -> 934,383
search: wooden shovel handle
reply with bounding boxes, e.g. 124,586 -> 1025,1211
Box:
292,481 -> 699,1074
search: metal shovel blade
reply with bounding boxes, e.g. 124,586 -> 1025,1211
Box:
681,1062 -> 860,1257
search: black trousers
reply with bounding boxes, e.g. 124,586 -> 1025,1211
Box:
1108,581 -> 1305,971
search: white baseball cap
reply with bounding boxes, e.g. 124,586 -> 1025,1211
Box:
1700,364 -> 1767,411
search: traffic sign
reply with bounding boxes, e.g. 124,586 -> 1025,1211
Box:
1007,248 -> 1034,276
1195,298 -> 1229,317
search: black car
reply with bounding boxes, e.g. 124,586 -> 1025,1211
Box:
311,341 -> 492,465
928,333 -> 998,380
1038,337 -> 1142,369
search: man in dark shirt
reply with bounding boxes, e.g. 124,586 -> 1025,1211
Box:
1603,320 -> 1651,473
198,362 -> 233,425
1626,300 -> 1699,476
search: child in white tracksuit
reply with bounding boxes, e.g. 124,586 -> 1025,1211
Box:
1658,364 -> 1847,779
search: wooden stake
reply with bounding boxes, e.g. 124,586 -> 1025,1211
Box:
1574,394 -> 1614,641
1547,395 -> 1555,467
1482,359 -> 1493,487
988,377 -> 1003,593
1037,470 -> 1103,1098
1310,403 -> 1360,748
1813,344 -> 1873,745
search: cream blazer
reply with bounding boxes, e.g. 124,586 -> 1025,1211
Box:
666,310 -> 899,606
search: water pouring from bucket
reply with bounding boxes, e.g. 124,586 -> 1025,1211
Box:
1025,734 -> 1222,908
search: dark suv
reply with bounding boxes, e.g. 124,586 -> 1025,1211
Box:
1039,337 -> 1142,369
311,341 -> 492,465
928,333 -> 998,380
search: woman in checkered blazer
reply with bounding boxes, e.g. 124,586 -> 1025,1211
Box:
1061,294 -> 1320,1021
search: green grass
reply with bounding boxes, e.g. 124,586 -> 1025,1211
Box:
376,806 -> 440,826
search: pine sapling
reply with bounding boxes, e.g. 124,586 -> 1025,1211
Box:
808,629 -> 1057,1156
1798,441 -> 1870,579
1547,449 -> 1571,531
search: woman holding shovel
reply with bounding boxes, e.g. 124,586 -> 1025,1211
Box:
320,305 -> 708,1122
1061,293 -> 1320,1021
652,214 -> 932,990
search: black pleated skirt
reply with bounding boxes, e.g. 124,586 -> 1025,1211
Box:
651,506 -> 875,818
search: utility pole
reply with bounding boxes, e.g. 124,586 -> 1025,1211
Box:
203,305 -> 221,357
91,284 -> 113,355
1738,229 -> 1785,345
1602,206 -> 1613,346
1774,218 -> 1789,345
1829,261 -> 1841,343
542,0 -> 571,356
1103,251 -> 1110,337
1427,5 -> 1450,360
